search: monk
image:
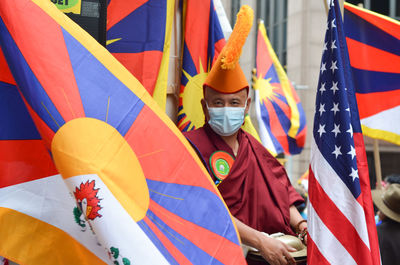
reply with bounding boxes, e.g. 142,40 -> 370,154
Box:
183,5 -> 307,265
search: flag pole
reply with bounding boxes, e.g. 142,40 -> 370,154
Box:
172,0 -> 181,100
323,0 -> 329,15
373,139 -> 383,189
339,0 -> 344,16
174,0 -> 179,96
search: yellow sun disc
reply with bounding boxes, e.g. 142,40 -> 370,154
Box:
254,76 -> 278,103
179,59 -> 209,130
51,117 -> 149,222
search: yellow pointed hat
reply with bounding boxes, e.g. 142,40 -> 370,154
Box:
204,5 -> 254,93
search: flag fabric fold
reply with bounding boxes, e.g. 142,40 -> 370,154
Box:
307,1 -> 380,264
0,0 -> 245,264
0,49 -> 108,264
344,2 -> 400,146
253,21 -> 306,155
106,0 -> 175,110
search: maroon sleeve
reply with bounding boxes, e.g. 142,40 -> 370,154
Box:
246,132 -> 304,207
268,154 -> 304,206
288,183 -> 304,206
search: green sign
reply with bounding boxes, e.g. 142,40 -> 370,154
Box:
51,0 -> 81,14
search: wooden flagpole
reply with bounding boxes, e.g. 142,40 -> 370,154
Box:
323,0 -> 329,15
373,139 -> 383,189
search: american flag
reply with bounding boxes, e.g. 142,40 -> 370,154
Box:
307,1 -> 381,264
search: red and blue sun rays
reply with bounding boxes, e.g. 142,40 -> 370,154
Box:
0,16 -> 144,138
137,180 -> 241,264
258,84 -> 307,155
106,0 -> 168,96
62,28 -> 145,136
178,0 -> 225,131
107,0 -> 166,53
255,24 -> 306,155
0,0 -> 244,263
344,3 -> 400,120
0,50 -> 57,188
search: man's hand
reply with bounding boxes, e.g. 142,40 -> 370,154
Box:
257,236 -> 296,265
233,217 -> 297,265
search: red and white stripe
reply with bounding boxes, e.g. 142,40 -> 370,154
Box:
308,138 -> 375,265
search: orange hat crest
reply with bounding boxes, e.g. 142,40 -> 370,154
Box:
204,5 -> 254,94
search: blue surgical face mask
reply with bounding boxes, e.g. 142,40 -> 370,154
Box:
207,101 -> 247,136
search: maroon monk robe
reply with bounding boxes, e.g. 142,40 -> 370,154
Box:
184,124 -> 304,236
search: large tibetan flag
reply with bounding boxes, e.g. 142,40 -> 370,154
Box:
0,0 -> 246,264
308,1 -> 380,264
178,0 -> 261,142
253,21 -> 306,155
344,3 -> 400,146
0,50 -> 109,264
106,0 -> 174,110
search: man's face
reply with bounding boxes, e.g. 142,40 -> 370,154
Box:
201,86 -> 251,121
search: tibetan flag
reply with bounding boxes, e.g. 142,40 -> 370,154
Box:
213,0 -> 232,40
253,21 -> 306,155
0,50 -> 109,264
178,0 -> 261,142
0,0 -> 245,264
308,1 -> 380,264
107,0 -> 174,110
177,0 -> 226,132
0,50 -> 56,185
344,3 -> 400,146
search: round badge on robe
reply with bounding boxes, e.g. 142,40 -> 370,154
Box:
209,151 -> 235,185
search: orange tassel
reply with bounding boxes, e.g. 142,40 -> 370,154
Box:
221,5 -> 254,70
